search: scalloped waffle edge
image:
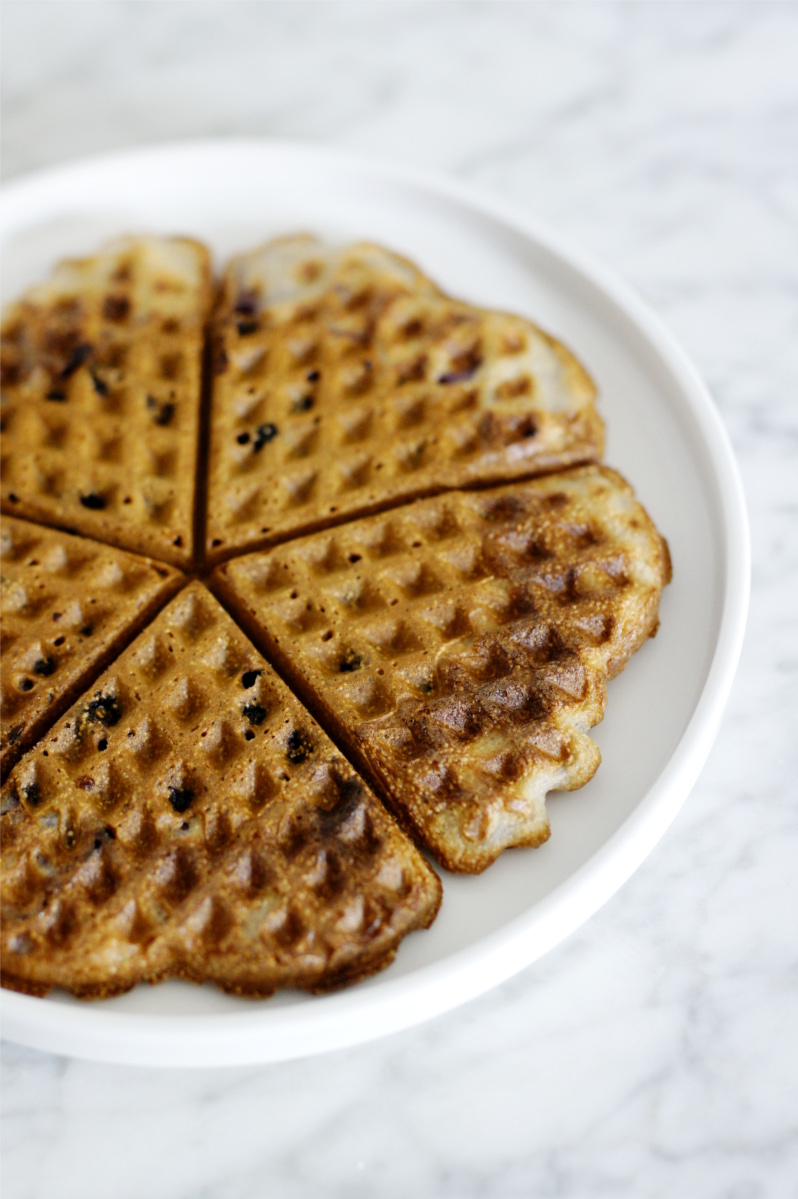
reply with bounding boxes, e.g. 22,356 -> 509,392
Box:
204,235 -> 603,563
213,466 -> 671,872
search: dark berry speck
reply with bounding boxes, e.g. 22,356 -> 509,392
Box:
93,825 -> 116,850
253,423 -> 278,451
145,394 -> 175,426
146,394 -> 174,425
22,782 -> 42,807
286,728 -> 313,764
90,370 -> 108,396
80,492 -> 106,510
34,657 -> 56,676
60,343 -> 92,377
155,402 -> 175,426
242,702 -> 267,726
86,693 -> 122,727
339,649 -> 362,673
168,786 -> 194,814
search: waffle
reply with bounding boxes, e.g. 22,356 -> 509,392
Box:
214,466 -> 671,872
1,517 -> 183,781
0,583 -> 441,999
1,233 -> 672,1001
205,235 -> 603,563
1,236 -> 212,568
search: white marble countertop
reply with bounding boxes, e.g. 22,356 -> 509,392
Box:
2,3 -> 797,1196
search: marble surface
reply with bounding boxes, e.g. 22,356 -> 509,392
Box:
2,3 -> 797,1196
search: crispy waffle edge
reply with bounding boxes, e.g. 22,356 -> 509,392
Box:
212,465 -> 671,873
203,236 -> 605,564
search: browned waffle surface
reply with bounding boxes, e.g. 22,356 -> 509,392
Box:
214,467 -> 671,873
1,517 -> 184,780
205,236 -> 603,562
0,583 -> 441,999
1,237 -> 212,567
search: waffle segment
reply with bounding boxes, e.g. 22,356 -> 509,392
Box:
214,466 -> 671,872
0,584 -> 441,998
1,517 -> 183,780
205,236 -> 603,562
1,237 -> 212,567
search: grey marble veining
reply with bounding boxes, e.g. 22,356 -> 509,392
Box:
2,3 -> 797,1197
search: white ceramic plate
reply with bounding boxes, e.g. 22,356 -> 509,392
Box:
0,141 -> 748,1067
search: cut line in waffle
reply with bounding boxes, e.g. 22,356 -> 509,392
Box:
0,583 -> 441,999
204,235 -> 603,564
213,466 -> 671,873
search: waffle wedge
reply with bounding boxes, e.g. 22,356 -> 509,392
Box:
1,517 -> 183,780
1,236 -> 212,567
205,236 -> 603,563
214,466 -> 671,873
0,583 -> 441,999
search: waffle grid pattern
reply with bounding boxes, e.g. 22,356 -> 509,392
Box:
205,236 -> 603,561
1,584 -> 440,997
1,236 -> 669,996
1,516 -> 183,778
215,468 -> 670,871
1,237 -> 212,567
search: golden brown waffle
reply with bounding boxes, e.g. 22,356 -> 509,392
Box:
0,583 -> 441,998
1,237 -> 212,568
214,466 -> 671,873
1,517 -> 183,780
0,233 -> 672,1002
205,235 -> 603,563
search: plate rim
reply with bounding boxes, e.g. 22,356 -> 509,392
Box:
0,138 -> 750,1066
